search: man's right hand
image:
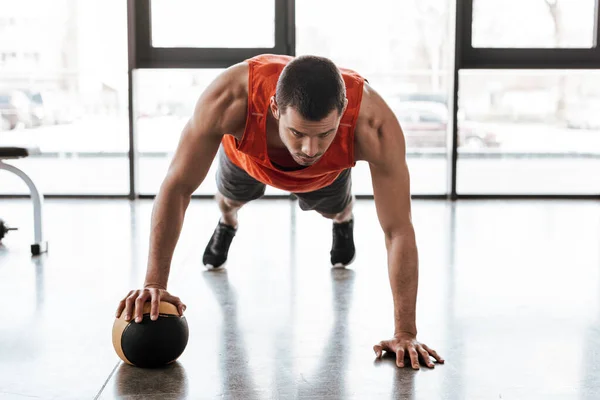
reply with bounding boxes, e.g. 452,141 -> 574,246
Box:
115,286 -> 187,323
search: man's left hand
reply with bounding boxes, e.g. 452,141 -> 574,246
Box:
373,332 -> 445,369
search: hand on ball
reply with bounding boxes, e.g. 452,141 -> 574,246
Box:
116,286 -> 186,323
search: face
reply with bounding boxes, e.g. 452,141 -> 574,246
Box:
270,97 -> 348,166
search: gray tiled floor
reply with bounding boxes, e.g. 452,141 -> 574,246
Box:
1,198 -> 599,399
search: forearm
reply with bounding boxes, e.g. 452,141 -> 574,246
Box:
144,183 -> 191,289
385,231 -> 419,336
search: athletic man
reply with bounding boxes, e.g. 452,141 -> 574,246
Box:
116,54 -> 445,369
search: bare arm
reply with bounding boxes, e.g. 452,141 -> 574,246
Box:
359,87 -> 444,369
361,91 -> 417,336
143,64 -> 248,290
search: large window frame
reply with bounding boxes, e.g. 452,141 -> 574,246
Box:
127,0 -> 295,199
449,0 -> 600,199
130,0 -> 295,69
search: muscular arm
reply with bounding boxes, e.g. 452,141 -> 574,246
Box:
357,87 -> 418,336
143,63 -> 248,289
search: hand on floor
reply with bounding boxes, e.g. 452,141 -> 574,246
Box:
373,332 -> 444,369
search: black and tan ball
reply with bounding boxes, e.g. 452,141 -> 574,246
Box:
112,301 -> 189,368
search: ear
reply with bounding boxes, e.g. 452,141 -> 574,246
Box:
341,98 -> 349,116
270,96 -> 280,120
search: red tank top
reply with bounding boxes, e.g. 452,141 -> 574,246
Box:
222,54 -> 365,193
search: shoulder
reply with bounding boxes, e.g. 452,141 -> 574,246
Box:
191,62 -> 249,137
204,62 -> 248,117
353,82 -> 405,164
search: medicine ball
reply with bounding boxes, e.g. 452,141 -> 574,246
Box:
112,301 -> 189,368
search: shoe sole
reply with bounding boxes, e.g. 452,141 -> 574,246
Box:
331,252 -> 356,269
203,261 -> 226,270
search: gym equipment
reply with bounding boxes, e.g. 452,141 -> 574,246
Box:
0,219 -> 17,242
112,301 -> 189,368
0,147 -> 48,255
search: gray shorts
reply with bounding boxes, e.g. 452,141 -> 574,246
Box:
216,145 -> 353,215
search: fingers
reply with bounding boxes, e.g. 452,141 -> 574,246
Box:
115,290 -> 134,318
374,340 -> 395,360
417,345 -> 435,369
422,344 -> 445,364
118,288 -> 186,323
134,290 -> 151,323
149,288 -> 161,321
373,343 -> 384,359
123,290 -> 138,321
162,294 -> 187,317
395,347 -> 406,368
373,340 -> 444,370
373,341 -> 407,368
422,344 -> 444,363
408,347 -> 420,369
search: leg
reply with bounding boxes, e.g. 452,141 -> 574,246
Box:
203,146 -> 266,269
294,169 -> 355,267
216,191 -> 245,229
214,145 -> 266,227
318,196 -> 354,224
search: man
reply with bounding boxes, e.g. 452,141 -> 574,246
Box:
116,54 -> 445,369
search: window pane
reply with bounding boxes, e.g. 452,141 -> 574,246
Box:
296,0 -> 453,195
151,0 -> 275,48
458,70 -> 600,194
0,0 -> 128,195
472,0 -> 596,48
135,69 -> 286,196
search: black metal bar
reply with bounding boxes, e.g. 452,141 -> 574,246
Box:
127,0 -> 139,199
595,0 -> 600,47
133,0 -> 289,69
463,48 -> 600,69
450,0 -> 465,200
286,0 -> 296,55
275,0 -> 287,53
127,71 -> 137,199
462,0 -> 600,69
133,0 -> 151,68
137,48 -> 287,69
461,0 -> 473,62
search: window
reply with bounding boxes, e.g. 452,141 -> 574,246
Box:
150,0 -> 275,48
457,70 -> 600,194
296,0 -> 453,195
135,69 -> 287,196
472,0 -> 596,48
0,0 -> 128,195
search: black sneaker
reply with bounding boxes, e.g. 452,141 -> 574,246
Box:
203,221 -> 237,269
330,218 -> 355,268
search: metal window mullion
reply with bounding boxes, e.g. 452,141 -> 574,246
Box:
285,0 -> 296,56
594,0 -> 600,47
127,0 -> 139,199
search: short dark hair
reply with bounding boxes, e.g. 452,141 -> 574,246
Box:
275,55 -> 346,121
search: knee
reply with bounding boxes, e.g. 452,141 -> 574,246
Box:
318,211 -> 336,220
217,192 -> 245,211
318,198 -> 354,221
